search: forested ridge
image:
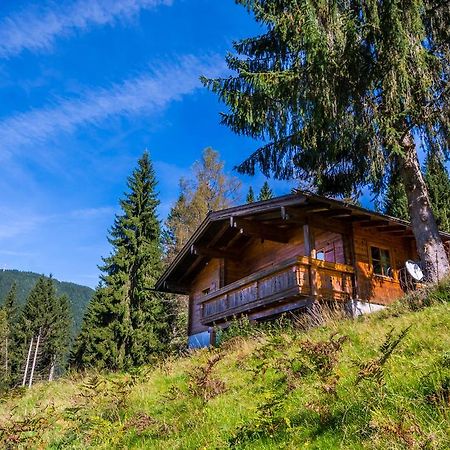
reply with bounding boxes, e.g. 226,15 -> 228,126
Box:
0,270 -> 93,333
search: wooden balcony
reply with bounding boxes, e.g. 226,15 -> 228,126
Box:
200,256 -> 355,325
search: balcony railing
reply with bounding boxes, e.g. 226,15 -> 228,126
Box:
200,256 -> 354,325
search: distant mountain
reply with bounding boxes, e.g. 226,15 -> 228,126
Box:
0,270 -> 94,333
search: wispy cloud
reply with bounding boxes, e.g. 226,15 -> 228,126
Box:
0,213 -> 45,240
0,54 -> 226,156
0,206 -> 115,240
0,0 -> 173,58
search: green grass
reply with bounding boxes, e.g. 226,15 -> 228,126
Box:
1,284 -> 449,449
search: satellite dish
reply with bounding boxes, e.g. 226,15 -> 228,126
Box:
405,260 -> 424,281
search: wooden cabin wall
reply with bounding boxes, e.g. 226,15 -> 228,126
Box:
225,227 -> 306,284
224,227 -> 348,285
314,230 -> 347,264
352,224 -> 417,305
188,258 -> 222,335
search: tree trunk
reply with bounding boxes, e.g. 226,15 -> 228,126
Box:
399,133 -> 450,282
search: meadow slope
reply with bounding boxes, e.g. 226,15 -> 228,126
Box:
0,287 -> 449,449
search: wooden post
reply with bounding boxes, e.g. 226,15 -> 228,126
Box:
303,223 -> 318,297
28,329 -> 41,388
22,336 -> 34,387
348,226 -> 359,302
209,327 -> 216,347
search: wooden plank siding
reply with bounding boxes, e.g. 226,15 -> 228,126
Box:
187,219 -> 430,334
189,258 -> 222,335
200,256 -> 354,325
352,223 -> 417,305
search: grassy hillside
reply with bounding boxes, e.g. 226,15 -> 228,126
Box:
0,286 -> 449,449
0,270 -> 94,332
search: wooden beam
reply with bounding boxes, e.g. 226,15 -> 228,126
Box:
208,222 -> 230,248
227,227 -> 245,248
179,256 -> 205,283
303,223 -> 314,257
348,215 -> 372,222
162,282 -> 189,295
320,208 -> 352,218
230,217 -> 290,243
191,245 -> 240,260
376,225 -> 407,233
359,219 -> 390,228
281,205 -> 329,222
390,230 -> 414,236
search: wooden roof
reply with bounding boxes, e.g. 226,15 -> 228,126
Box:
155,191 -> 450,294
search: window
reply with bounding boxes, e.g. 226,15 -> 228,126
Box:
316,250 -> 325,261
370,246 -> 392,277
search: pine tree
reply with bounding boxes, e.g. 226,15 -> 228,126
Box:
1,283 -> 18,383
72,151 -> 174,370
3,283 -> 18,328
424,153 -> 450,233
383,166 -> 409,221
257,181 -> 274,201
246,186 -> 255,203
203,0 -> 450,281
0,309 -> 8,389
12,277 -> 71,384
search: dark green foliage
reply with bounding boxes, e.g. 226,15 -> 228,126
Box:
3,282 -> 18,330
246,186 -> 255,203
11,277 -> 72,384
257,180 -> 274,201
72,152 -> 175,370
203,0 -> 450,195
0,284 -> 18,386
0,270 -> 93,333
424,152 -> 450,233
383,166 -> 409,221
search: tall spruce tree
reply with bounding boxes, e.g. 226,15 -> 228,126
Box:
203,0 -> 450,281
257,181 -> 274,201
424,152 -> 450,233
72,151 -> 173,370
12,277 -> 71,384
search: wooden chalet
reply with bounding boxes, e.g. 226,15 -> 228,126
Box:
155,192 -> 450,348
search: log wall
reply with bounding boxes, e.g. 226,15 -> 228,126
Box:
352,224 -> 417,305
189,258 -> 222,335
187,220 -> 421,335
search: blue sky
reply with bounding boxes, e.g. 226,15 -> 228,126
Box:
0,0 -> 294,287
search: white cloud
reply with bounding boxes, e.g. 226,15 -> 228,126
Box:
0,0 -> 173,58
0,54 -> 226,156
0,206 -> 116,240
0,213 -> 45,240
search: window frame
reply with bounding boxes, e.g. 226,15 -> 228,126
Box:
369,244 -> 394,279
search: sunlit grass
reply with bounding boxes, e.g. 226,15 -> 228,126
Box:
0,285 -> 449,449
